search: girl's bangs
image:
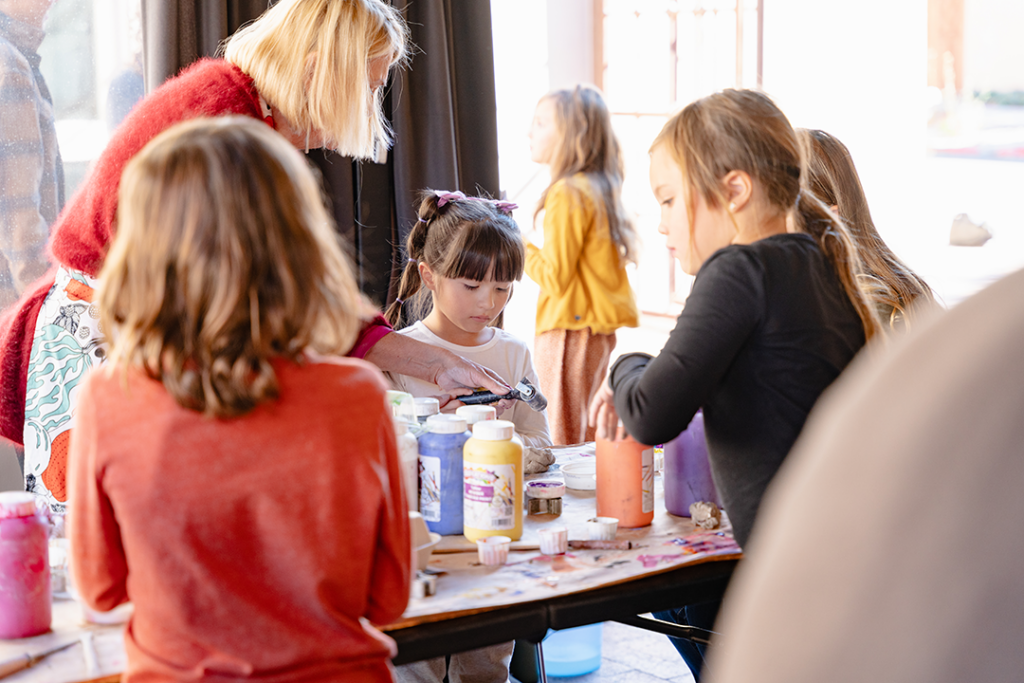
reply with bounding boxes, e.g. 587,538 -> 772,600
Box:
444,223 -> 524,283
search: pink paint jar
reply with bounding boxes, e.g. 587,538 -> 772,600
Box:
0,492 -> 51,638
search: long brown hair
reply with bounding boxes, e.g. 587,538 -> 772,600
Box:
384,191 -> 524,330
653,89 -> 882,343
100,116 -> 365,417
535,85 -> 638,264
800,128 -> 934,328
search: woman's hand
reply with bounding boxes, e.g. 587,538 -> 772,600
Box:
365,334 -> 510,395
588,381 -> 626,441
432,352 -> 510,397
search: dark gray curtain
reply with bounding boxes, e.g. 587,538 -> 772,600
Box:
139,0 -> 500,310
140,0 -> 270,92
387,0 -> 501,302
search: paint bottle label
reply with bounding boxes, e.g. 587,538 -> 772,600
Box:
419,455 -> 441,522
641,447 -> 654,514
464,463 -> 516,531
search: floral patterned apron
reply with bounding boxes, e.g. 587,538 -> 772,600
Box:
23,267 -> 107,515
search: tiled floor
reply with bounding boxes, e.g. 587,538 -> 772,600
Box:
516,620 -> 697,683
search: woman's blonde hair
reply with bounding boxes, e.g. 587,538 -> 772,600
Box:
100,116 -> 365,417
385,191 -> 525,330
652,89 -> 883,343
536,85 -> 638,264
223,0 -> 409,158
799,128 -> 934,329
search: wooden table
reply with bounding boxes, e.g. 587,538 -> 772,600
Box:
385,443 -> 740,662
1,445 -> 740,681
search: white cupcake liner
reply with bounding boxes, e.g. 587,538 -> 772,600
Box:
538,526 -> 569,555
585,517 -> 619,541
477,536 -> 512,565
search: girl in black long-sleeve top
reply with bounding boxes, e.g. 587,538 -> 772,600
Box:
588,89 -> 883,680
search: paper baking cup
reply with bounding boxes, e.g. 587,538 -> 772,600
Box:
477,536 -> 512,565
538,527 -> 568,555
586,517 -> 619,540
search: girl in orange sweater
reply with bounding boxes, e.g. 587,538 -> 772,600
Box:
67,117 -> 411,683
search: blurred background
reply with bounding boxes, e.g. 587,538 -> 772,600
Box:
5,0 -> 1021,494
491,0 -> 1024,348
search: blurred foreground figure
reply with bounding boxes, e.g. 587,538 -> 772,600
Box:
706,267 -> 1024,683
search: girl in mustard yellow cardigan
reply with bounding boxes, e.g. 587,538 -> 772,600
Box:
525,84 -> 639,445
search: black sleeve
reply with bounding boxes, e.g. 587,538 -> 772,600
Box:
609,248 -> 765,445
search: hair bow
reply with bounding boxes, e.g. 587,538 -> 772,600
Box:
435,190 -> 467,208
494,200 -> 518,215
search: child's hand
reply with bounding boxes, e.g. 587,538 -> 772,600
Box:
588,382 -> 626,441
492,398 -> 516,416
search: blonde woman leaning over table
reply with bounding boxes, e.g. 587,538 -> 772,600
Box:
0,0 -> 507,516
68,117 -> 411,683
588,90 -> 881,681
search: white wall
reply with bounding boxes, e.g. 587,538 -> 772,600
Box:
761,0 -> 935,254
963,0 -> 1024,93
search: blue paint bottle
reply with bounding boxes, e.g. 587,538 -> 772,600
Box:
418,414 -> 471,535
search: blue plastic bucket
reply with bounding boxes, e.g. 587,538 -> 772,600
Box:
543,623 -> 603,677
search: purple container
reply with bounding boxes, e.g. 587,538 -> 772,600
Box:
663,412 -> 720,517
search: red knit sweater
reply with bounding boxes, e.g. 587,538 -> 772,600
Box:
0,59 -> 390,443
68,356 -> 411,683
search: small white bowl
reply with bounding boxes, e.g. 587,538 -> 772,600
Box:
415,532 -> 442,570
586,517 -> 619,540
538,526 -> 568,555
526,480 -> 566,499
561,461 -> 597,490
476,536 -> 512,565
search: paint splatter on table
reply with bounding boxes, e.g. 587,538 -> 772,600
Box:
394,444 -> 741,625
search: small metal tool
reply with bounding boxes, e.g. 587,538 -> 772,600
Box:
460,377 -> 548,412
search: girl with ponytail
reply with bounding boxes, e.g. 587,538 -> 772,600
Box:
799,128 -> 935,330
587,89 -> 878,680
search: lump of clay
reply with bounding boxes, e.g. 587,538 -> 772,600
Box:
524,446 -> 556,474
689,501 -> 721,530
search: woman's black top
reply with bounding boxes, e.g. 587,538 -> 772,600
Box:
610,233 -> 865,547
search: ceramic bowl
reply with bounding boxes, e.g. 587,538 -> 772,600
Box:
526,480 -> 566,499
561,461 -> 597,490
415,532 -> 442,571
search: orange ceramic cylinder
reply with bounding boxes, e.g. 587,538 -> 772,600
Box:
595,435 -> 655,528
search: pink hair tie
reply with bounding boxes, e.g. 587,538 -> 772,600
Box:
494,200 -> 518,215
435,190 -> 467,208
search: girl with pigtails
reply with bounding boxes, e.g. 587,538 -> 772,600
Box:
588,89 -> 880,680
386,190 -> 552,683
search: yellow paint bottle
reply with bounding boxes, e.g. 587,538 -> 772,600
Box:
463,419 -> 523,542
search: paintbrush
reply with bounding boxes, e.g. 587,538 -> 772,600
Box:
568,540 -> 635,550
0,640 -> 79,679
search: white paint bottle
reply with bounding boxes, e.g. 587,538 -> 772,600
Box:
394,420 -> 419,512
